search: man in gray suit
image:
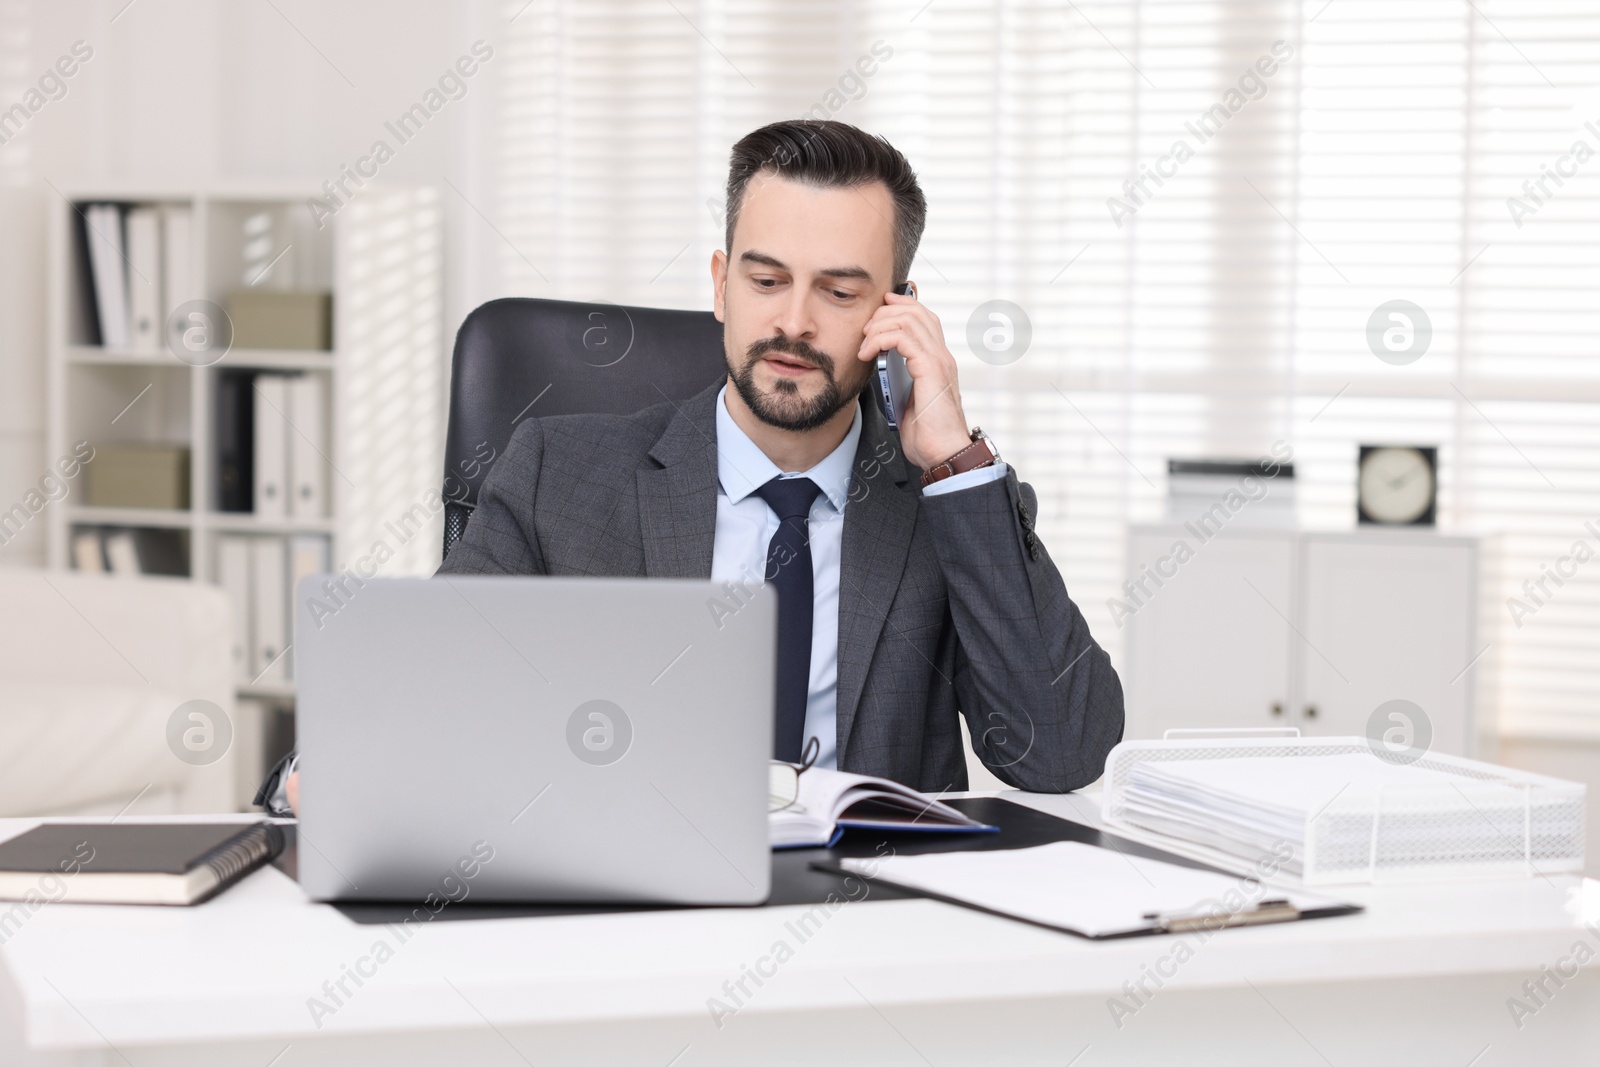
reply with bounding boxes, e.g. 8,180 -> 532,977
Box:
266,119 -> 1120,813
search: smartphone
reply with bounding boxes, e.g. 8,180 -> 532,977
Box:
874,282 -> 917,429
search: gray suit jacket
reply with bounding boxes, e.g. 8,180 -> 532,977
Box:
438,381 -> 1124,793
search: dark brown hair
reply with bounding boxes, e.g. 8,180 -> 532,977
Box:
724,119 -> 926,284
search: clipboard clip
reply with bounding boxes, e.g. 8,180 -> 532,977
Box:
1143,898 -> 1301,935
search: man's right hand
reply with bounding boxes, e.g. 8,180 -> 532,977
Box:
285,769 -> 300,816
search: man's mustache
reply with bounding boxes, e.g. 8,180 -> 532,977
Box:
745,336 -> 834,376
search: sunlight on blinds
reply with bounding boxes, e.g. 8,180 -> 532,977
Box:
340,188 -> 446,577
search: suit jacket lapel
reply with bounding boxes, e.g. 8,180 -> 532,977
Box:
637,383 -> 721,579
835,396 -> 919,766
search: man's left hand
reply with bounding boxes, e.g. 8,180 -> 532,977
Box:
856,289 -> 973,470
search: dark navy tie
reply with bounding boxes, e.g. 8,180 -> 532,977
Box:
753,476 -> 823,762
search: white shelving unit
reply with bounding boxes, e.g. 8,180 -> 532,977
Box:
45,184 -> 445,803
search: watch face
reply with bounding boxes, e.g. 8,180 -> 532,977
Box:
1358,446 -> 1436,524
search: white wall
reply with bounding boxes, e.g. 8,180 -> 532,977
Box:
0,184 -> 47,563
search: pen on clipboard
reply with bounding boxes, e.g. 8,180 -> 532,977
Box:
1142,898 -> 1301,934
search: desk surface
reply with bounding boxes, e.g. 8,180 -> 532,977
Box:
1,791 -> 1595,1052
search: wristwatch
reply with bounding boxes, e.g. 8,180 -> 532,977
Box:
920,428 -> 1000,488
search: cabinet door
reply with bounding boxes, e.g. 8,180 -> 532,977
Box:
1123,528 -> 1295,740
1297,536 -> 1475,754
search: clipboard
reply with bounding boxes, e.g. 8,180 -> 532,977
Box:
812,840 -> 1362,940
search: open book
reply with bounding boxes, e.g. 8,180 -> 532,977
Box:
769,764 -> 998,849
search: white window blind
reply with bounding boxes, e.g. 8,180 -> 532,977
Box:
494,0 -> 1600,738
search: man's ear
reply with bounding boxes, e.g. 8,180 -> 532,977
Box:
710,250 -> 728,323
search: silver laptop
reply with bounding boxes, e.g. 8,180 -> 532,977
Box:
292,575 -> 775,906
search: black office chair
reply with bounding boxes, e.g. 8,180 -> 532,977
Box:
441,297 -> 727,559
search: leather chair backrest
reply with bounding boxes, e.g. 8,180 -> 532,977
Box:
441,297 -> 726,558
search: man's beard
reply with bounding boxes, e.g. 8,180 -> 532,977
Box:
729,336 -> 861,432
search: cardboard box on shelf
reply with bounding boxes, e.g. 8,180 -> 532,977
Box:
227,290 -> 332,351
85,445 -> 191,509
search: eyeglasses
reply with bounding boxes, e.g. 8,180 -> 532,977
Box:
768,736 -> 820,813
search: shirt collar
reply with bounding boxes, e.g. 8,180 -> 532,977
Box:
715,383 -> 861,513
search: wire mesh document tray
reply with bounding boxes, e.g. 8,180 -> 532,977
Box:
1100,732 -> 1586,886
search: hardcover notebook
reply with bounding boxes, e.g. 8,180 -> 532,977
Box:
770,765 -> 998,849
0,822 -> 285,906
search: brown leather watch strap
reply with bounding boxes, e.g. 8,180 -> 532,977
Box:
920,428 -> 998,488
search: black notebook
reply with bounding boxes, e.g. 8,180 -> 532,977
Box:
0,822 -> 285,906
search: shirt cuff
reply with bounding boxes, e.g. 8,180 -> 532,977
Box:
919,461 -> 1008,497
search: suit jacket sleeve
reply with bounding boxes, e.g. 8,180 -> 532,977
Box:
436,418 -> 550,576
919,467 -> 1124,792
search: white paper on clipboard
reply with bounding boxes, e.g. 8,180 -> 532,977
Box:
839,840 -> 1356,938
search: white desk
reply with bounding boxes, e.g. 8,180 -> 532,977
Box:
1,794 -> 1596,1066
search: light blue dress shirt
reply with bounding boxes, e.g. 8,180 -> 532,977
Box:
711,385 -> 1007,769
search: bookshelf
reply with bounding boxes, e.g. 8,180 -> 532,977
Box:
45,185 -> 445,803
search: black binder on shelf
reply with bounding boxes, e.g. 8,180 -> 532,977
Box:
216,369 -> 256,512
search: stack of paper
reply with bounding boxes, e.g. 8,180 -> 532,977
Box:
1120,753 -> 1571,877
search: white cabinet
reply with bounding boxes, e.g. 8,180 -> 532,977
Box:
1122,527 -> 1478,754
1121,529 -> 1296,731
1297,536 -> 1477,752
